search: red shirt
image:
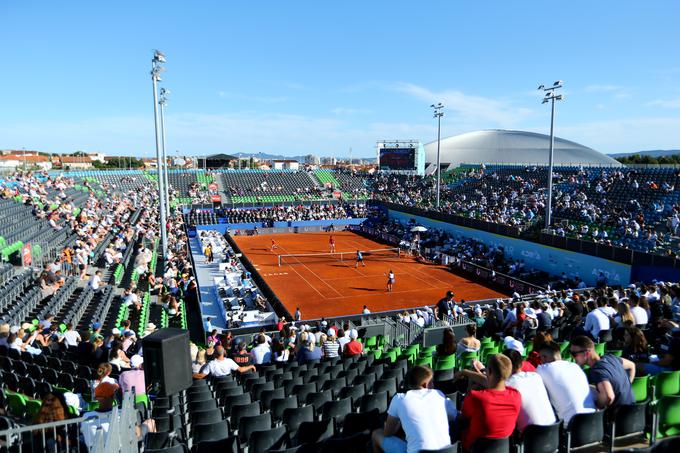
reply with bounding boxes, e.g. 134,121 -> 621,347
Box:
344,340 -> 363,357
520,360 -> 536,372
461,387 -> 521,451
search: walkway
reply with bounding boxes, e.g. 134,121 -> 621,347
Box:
188,236 -> 228,330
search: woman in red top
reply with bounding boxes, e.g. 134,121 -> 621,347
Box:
460,354 -> 521,451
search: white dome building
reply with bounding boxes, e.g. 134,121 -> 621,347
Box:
424,130 -> 622,168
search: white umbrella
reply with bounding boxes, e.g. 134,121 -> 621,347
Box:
410,226 -> 428,232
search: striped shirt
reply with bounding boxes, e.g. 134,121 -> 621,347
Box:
322,341 -> 340,358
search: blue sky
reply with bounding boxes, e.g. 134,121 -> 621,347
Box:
2,1 -> 680,157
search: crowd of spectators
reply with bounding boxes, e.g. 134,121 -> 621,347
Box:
220,203 -> 368,225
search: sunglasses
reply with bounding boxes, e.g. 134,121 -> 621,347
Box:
570,349 -> 588,356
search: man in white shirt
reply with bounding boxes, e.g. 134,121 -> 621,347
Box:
197,346 -> 255,378
631,298 -> 649,326
63,323 -> 81,347
372,365 -> 456,453
504,349 -> 556,433
251,335 -> 271,365
88,270 -> 103,292
337,329 -> 351,352
584,300 -> 610,339
536,342 -> 596,424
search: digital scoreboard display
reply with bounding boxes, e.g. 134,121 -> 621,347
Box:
379,148 -> 416,170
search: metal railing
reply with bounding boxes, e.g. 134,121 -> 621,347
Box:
0,392 -> 139,453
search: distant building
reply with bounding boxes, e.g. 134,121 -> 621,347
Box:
0,154 -> 52,170
86,152 -> 106,163
305,154 -> 320,165
60,156 -> 93,169
320,157 -> 337,165
272,160 -> 300,170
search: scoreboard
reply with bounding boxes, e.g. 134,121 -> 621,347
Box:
379,148 -> 416,170
377,141 -> 424,175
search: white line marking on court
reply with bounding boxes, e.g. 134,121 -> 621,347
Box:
277,243 -> 343,298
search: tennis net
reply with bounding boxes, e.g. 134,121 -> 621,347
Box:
278,247 -> 401,267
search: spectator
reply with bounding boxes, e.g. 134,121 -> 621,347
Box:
232,342 -> 254,367
197,345 -> 255,378
88,270 -> 104,292
119,355 -> 146,396
343,329 -> 363,357
457,324 -> 481,356
536,342 -> 596,424
436,328 -> 457,357
584,299 -> 610,340
460,354 -> 521,451
322,330 -> 340,358
272,338 -> 290,363
503,349 -> 556,433
570,336 -> 635,409
62,324 -> 81,347
372,365 -> 457,453
251,334 -> 271,365
296,332 -> 321,363
95,363 -> 117,388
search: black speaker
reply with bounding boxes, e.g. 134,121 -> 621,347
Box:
142,328 -> 192,395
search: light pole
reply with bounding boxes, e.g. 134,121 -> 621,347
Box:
538,81 -> 564,230
159,88 -> 171,218
151,50 -> 168,259
431,103 -> 444,209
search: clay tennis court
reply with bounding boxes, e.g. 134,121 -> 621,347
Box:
233,231 -> 506,319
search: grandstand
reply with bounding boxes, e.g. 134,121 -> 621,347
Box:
0,165 -> 677,452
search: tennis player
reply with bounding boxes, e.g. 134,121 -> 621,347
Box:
270,238 -> 278,252
386,269 -> 395,292
355,250 -> 365,268
329,234 -> 336,253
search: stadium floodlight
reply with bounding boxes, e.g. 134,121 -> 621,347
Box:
431,103 -> 444,209
159,87 -> 171,219
151,50 -> 168,259
538,80 -> 564,230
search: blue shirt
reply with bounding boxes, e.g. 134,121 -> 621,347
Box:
588,354 -> 634,407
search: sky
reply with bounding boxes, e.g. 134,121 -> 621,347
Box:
1,1 -> 680,158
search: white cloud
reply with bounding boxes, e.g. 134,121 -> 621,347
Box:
391,82 -> 533,127
646,98 -> 680,109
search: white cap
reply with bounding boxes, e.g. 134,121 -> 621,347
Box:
9,326 -> 20,334
321,321 -> 327,327
525,308 -> 537,319
349,329 -> 358,339
130,355 -> 144,368
504,336 -> 525,355
327,329 -> 335,337
111,328 -> 121,335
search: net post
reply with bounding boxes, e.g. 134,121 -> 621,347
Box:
278,255 -> 281,267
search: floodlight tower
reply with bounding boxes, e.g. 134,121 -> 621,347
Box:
151,50 -> 168,259
538,81 -> 564,230
159,88 -> 171,218
430,103 -> 444,209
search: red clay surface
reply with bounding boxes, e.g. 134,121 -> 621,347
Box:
234,231 -> 506,319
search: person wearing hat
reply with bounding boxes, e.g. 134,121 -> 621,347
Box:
142,323 -> 157,338
322,330 -> 340,358
343,329 -> 363,358
119,355 -> 147,396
